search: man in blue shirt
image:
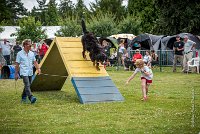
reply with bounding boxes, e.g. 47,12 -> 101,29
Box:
15,39 -> 41,104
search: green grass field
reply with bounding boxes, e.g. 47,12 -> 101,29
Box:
0,67 -> 199,134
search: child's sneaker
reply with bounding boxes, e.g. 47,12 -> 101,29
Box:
141,96 -> 148,101
29,96 -> 37,104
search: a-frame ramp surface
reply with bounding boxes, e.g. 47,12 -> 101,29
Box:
31,37 -> 124,104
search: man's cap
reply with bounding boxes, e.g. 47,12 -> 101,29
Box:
184,35 -> 188,38
176,35 -> 180,38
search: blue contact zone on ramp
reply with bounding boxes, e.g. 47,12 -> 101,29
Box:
71,76 -> 124,104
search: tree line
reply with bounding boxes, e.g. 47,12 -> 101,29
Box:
0,0 -> 200,42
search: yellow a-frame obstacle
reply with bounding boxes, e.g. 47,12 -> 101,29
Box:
31,37 -> 124,104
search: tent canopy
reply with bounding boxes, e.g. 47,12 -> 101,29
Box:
98,37 -> 118,49
130,33 -> 163,50
153,33 -> 200,50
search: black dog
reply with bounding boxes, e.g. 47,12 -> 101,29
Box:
81,18 -> 107,70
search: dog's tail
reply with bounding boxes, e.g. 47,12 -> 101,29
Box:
81,18 -> 88,35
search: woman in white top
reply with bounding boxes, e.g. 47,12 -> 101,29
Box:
118,39 -> 126,69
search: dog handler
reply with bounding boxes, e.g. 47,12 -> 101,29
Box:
15,39 -> 41,104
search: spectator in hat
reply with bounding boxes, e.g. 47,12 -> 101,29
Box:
172,35 -> 184,72
182,35 -> 196,73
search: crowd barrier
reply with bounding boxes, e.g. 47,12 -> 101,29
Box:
115,50 -> 199,71
129,50 -> 174,66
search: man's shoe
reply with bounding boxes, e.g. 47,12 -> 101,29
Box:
30,96 -> 37,104
21,96 -> 27,103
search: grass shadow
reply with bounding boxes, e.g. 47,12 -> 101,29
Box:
34,90 -> 80,104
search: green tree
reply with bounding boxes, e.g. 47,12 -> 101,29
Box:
90,0 -> 126,20
45,0 -> 59,25
58,0 -> 75,19
0,0 -> 27,25
154,0 -> 200,35
0,0 -> 9,24
11,17 -> 47,42
87,12 -> 118,37
30,6 -> 40,22
128,0 -> 157,33
75,0 -> 88,18
31,0 -> 48,25
118,15 -> 141,35
56,16 -> 82,37
0,26 -> 4,33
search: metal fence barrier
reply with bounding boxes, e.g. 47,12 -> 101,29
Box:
129,50 -> 175,66
115,50 -> 199,71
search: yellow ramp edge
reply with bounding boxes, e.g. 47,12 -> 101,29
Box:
55,37 -> 109,78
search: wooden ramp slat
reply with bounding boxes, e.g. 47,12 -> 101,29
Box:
76,87 -> 121,94
81,94 -> 124,103
72,77 -> 111,81
59,42 -> 82,47
71,76 -> 124,104
74,79 -> 116,87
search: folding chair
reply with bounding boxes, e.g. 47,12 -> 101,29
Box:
187,57 -> 200,74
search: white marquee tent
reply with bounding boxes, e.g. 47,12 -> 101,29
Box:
0,26 -> 61,44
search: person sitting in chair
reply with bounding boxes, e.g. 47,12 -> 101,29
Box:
150,50 -> 159,68
130,49 -> 142,70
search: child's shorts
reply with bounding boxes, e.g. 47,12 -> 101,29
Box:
141,77 -> 152,84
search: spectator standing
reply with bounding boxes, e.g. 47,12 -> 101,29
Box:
182,35 -> 196,73
172,35 -> 184,72
38,41 -> 49,63
31,43 -> 39,62
126,44 -> 132,59
12,41 -> 22,61
0,39 -> 12,65
15,39 -> 41,104
118,39 -> 126,67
